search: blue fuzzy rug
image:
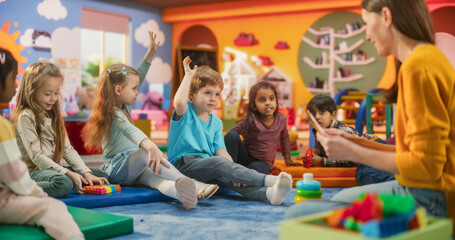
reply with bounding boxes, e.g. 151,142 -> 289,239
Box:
95,188 -> 342,239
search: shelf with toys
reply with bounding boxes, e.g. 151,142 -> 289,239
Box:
333,73 -> 363,82
301,22 -> 376,97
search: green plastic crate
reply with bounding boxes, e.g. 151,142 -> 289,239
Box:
280,211 -> 452,240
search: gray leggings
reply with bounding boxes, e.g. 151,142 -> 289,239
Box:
30,168 -> 109,198
174,155 -> 268,201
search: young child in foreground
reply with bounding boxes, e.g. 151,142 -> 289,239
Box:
167,56 -> 293,205
0,48 -> 84,240
307,95 -> 395,184
83,32 -> 218,210
224,81 -> 302,174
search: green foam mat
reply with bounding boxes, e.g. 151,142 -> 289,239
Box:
0,206 -> 133,240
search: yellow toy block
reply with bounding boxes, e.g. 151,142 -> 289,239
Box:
133,119 -> 151,138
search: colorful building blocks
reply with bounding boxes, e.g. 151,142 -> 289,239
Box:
83,184 -> 121,195
280,211 -> 452,240
325,193 -> 424,238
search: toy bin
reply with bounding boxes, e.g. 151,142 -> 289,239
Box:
280,211 -> 452,240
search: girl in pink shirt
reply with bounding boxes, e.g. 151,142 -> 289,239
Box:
224,81 -> 302,174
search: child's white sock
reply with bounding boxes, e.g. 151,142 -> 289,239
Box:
175,177 -> 198,210
264,175 -> 278,187
266,172 -> 293,205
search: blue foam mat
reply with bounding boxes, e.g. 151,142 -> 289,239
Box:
60,186 -> 234,208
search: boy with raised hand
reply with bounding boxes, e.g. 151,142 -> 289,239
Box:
167,56 -> 293,205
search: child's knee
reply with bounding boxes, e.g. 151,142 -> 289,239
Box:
50,175 -> 73,198
224,131 -> 240,142
130,148 -> 149,165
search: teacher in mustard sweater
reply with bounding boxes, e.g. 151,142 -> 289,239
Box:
286,0 -> 455,235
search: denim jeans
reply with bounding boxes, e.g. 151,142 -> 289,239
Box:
355,138 -> 396,185
355,163 -> 396,185
285,180 -> 448,220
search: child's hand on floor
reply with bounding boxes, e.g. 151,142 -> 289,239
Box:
65,171 -> 87,194
284,156 -> 303,166
83,172 -> 109,186
310,154 -> 324,167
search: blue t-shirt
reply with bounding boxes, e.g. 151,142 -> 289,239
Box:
167,101 -> 226,164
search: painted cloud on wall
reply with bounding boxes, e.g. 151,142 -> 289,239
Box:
0,0 -> 6,3
51,27 -> 80,59
135,19 -> 165,47
20,29 -> 35,47
20,28 -> 52,49
145,57 -> 172,84
37,0 -> 67,21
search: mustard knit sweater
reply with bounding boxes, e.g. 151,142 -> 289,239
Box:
395,44 -> 455,231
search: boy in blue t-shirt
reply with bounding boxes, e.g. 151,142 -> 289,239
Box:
167,56 -> 292,205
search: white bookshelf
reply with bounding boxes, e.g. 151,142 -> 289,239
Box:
302,24 -> 375,97
303,57 -> 330,69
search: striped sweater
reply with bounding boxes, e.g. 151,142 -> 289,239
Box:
0,116 -> 44,197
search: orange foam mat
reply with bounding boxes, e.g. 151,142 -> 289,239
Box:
292,177 -> 359,188
272,160 -> 357,177
272,160 -> 359,187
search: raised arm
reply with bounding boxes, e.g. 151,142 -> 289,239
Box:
174,57 -> 197,117
136,31 -> 159,89
144,31 -> 159,64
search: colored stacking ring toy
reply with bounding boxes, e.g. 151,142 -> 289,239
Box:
296,189 -> 322,198
294,195 -> 323,203
296,180 -> 321,191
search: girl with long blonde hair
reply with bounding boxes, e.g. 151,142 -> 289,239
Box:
83,32 -> 218,210
1,47 -> 84,240
11,60 -> 108,198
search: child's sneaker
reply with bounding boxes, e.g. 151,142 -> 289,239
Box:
197,184 -> 219,200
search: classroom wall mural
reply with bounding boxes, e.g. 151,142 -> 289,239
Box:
0,0 -> 173,113
166,0 -> 455,109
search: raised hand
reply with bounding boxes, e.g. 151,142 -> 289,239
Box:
144,31 -> 160,63
183,56 -> 197,78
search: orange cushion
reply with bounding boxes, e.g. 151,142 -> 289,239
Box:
272,160 -> 359,187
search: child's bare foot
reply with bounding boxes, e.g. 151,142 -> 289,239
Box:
175,177 -> 197,210
197,184 -> 219,200
267,172 -> 293,205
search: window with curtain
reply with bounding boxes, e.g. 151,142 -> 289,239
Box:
81,7 -> 129,86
